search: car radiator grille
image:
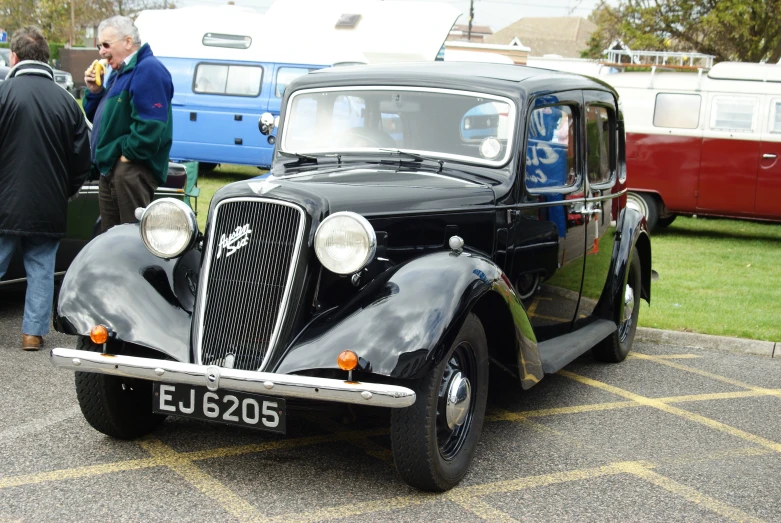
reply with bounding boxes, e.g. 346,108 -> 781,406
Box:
198,198 -> 305,371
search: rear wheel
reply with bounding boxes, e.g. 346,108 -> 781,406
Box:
626,192 -> 658,231
198,162 -> 218,173
74,336 -> 166,439
593,247 -> 642,363
391,313 -> 489,491
656,215 -> 677,228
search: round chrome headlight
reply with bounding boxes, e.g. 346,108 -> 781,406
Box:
314,212 -> 376,275
140,198 -> 198,259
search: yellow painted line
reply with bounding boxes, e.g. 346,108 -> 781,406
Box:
448,495 -> 518,522
264,493 -> 437,523
660,390 -> 774,404
487,401 -> 638,422
648,354 -> 702,360
559,370 -> 781,453
660,446 -> 773,468
630,353 -> 781,397
139,439 -> 264,523
627,465 -> 765,523
0,457 -> 162,489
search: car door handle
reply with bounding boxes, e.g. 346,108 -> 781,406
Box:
762,153 -> 777,160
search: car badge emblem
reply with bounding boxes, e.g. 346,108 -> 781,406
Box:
248,180 -> 280,195
217,223 -> 252,259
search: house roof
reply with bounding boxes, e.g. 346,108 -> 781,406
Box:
486,16 -> 596,58
450,24 -> 493,35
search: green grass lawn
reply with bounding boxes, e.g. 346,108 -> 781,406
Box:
640,216 -> 781,342
192,168 -> 781,341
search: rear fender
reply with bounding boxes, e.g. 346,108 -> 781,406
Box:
595,207 -> 651,319
54,224 -> 198,362
274,251 -> 541,384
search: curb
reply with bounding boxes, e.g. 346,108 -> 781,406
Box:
636,327 -> 777,358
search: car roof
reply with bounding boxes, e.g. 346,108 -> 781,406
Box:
293,61 -> 615,98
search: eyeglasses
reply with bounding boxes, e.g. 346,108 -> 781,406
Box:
97,38 -> 122,51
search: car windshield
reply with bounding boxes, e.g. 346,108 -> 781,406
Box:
281,87 -> 516,167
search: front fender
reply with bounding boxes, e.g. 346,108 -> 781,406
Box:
274,251 -> 540,381
54,224 -> 197,362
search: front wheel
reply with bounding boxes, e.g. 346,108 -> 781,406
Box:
74,336 -> 166,439
593,247 -> 642,363
391,313 -> 489,491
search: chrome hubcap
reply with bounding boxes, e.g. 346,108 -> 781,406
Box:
623,285 -> 635,325
445,372 -> 471,429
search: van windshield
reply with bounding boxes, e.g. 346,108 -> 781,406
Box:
281,87 -> 516,167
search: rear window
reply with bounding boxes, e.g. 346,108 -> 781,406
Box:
654,93 -> 701,129
276,67 -> 316,97
194,63 -> 263,97
710,96 -> 757,132
771,100 -> 781,133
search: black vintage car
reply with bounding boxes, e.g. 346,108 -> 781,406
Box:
51,63 -> 651,492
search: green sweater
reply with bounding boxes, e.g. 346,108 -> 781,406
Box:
84,44 -> 174,183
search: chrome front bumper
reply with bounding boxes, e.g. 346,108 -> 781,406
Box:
50,348 -> 416,408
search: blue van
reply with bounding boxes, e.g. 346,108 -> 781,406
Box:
160,57 -> 324,169
135,2 -> 461,169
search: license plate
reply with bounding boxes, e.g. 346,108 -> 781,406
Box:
153,383 -> 286,434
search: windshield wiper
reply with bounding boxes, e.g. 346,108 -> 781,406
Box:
379,149 -> 444,172
278,151 -> 318,165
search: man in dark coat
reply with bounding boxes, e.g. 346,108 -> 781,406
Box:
0,26 -> 91,350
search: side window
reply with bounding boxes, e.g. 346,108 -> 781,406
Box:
770,99 -> 781,133
525,105 -> 576,191
710,96 -> 756,132
586,105 -> 615,186
276,67 -> 316,98
654,93 -> 701,129
194,63 -> 263,97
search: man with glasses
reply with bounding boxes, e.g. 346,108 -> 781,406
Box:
83,15 -> 173,231
0,27 -> 90,350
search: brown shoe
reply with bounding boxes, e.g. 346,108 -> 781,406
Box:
22,334 -> 44,351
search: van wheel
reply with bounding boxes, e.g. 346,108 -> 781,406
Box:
198,162 -> 218,173
74,336 -> 166,439
626,192 -> 658,231
657,215 -> 676,228
391,313 -> 488,491
593,247 -> 641,363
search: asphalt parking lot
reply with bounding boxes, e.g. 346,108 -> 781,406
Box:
1,288 -> 780,522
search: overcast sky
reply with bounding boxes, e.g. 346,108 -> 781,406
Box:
173,0 -> 606,32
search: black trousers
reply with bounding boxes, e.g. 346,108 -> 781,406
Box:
98,158 -> 158,232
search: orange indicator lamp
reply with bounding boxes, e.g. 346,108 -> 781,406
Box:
337,350 -> 359,371
90,324 -> 109,345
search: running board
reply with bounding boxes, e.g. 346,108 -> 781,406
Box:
539,319 -> 617,374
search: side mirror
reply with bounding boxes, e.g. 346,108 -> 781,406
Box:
258,112 -> 275,135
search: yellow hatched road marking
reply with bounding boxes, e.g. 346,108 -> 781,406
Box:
628,465 -> 765,523
650,354 -> 702,360
631,353 -> 781,398
559,370 -> 781,453
138,439 -> 265,523
448,494 -> 518,522
0,457 -> 163,489
263,493 -> 436,523
302,416 -> 393,463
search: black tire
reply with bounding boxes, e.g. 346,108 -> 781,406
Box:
626,192 -> 659,231
516,272 -> 540,300
391,313 -> 489,491
198,162 -> 218,173
74,336 -> 166,439
656,215 -> 677,228
593,247 -> 642,363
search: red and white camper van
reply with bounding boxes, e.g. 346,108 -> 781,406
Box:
604,62 -> 781,229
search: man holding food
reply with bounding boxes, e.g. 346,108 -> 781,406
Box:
83,15 -> 174,231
